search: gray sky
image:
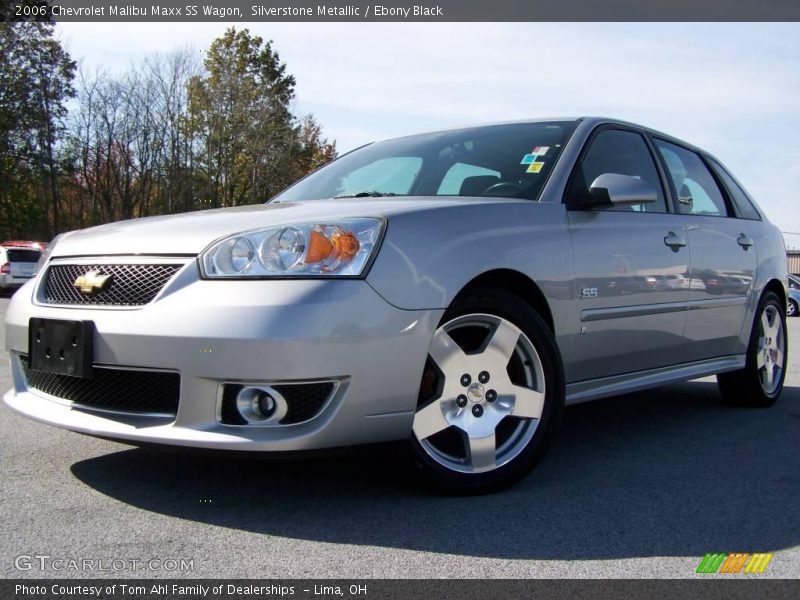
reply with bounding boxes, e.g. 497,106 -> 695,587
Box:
56,22 -> 800,245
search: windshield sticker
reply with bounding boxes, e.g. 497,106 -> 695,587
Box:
526,162 -> 543,174
520,146 -> 550,165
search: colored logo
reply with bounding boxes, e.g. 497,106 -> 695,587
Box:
696,552 -> 773,574
73,270 -> 112,294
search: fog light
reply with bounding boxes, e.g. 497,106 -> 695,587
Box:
258,392 -> 276,418
235,386 -> 287,424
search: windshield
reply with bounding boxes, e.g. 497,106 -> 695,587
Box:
272,121 -> 577,203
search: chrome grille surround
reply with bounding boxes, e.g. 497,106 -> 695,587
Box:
38,257 -> 190,308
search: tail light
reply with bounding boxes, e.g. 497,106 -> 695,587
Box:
1,262 -> 10,274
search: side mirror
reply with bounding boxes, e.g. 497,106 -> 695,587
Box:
578,173 -> 658,208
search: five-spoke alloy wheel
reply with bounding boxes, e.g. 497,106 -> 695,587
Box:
718,290 -> 787,407
755,303 -> 786,395
411,288 -> 564,494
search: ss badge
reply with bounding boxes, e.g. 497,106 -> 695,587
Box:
581,287 -> 598,298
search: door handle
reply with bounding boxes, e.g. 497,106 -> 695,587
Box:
664,231 -> 687,249
737,233 -> 754,249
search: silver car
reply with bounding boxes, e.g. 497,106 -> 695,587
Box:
3,117 -> 789,493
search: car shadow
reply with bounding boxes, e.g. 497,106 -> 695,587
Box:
70,380 -> 800,560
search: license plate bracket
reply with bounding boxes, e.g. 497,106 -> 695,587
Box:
28,318 -> 94,378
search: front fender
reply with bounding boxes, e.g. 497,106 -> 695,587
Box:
366,201 -> 576,359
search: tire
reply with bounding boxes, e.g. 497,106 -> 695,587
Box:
717,291 -> 787,408
411,288 -> 565,494
788,299 -> 798,318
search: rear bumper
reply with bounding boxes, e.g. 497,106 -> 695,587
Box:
0,274 -> 33,290
4,269 -> 442,451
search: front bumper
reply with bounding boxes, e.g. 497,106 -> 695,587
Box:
3,261 -> 442,451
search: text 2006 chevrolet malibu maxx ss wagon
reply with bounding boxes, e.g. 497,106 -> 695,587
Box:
3,117 -> 789,493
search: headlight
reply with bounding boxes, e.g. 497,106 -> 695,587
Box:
200,218 -> 384,278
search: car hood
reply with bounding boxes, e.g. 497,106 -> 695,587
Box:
51,197 -> 524,257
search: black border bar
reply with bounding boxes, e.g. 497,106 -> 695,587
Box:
6,0 -> 800,22
4,579 -> 800,600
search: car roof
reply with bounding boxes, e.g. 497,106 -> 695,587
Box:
577,116 -> 715,159
377,116 -> 716,162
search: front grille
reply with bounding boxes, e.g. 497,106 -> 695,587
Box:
20,356 -> 180,416
44,263 -> 182,306
221,382 -> 335,425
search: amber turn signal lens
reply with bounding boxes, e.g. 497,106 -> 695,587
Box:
331,230 -> 359,262
305,227 -> 360,265
306,229 -> 333,263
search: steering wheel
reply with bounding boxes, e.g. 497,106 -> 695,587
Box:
482,181 -> 526,197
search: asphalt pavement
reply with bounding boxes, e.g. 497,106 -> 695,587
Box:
1,295 -> 798,579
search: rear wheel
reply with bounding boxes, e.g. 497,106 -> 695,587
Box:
788,299 -> 798,317
718,291 -> 786,407
411,288 -> 564,494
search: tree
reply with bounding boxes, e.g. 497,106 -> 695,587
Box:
293,114 -> 337,179
0,22 -> 75,238
1,26 -> 335,239
143,49 -> 202,215
64,49 -> 202,227
188,27 -> 326,207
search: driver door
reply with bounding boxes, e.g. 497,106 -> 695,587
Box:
566,127 -> 690,382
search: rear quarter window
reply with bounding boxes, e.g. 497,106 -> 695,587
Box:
706,158 -> 762,220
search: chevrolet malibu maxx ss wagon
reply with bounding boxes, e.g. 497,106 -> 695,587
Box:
3,117 -> 789,493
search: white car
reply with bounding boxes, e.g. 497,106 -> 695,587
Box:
0,244 -> 42,295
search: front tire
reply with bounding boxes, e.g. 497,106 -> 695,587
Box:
411,288 -> 564,494
718,291 -> 787,407
788,299 -> 798,318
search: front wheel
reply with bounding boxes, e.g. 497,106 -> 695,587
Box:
788,299 -> 798,318
411,288 -> 564,494
718,291 -> 787,407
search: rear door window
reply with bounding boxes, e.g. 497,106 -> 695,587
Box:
654,140 -> 729,217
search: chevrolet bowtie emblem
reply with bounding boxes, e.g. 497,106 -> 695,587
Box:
74,270 -> 112,294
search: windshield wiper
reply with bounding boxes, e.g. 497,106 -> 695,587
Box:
334,191 -> 398,199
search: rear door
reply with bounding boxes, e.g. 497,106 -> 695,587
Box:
652,139 -> 757,360
566,127 -> 690,381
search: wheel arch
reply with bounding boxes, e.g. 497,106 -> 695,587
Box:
762,278 -> 787,310
455,269 -> 555,333
746,278 -> 787,337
